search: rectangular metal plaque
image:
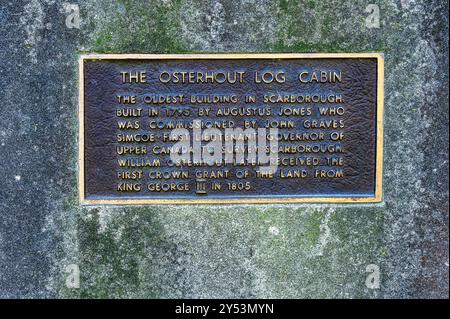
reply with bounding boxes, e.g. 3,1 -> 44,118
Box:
79,53 -> 384,204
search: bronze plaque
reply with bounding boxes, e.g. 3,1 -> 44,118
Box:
79,53 -> 384,204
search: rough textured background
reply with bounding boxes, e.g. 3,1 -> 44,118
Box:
0,0 -> 448,298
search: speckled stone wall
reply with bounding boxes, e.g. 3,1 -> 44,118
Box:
0,0 -> 448,298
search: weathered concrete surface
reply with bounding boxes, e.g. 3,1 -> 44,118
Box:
0,0 -> 448,298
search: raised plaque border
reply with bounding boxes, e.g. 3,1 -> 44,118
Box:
79,53 -> 384,205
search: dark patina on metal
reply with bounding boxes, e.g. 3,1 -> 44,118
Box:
79,54 -> 384,204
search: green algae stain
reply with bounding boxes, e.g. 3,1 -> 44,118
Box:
303,211 -> 324,244
273,0 -> 394,53
247,206 -> 387,298
70,207 -> 166,298
89,0 -> 187,53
